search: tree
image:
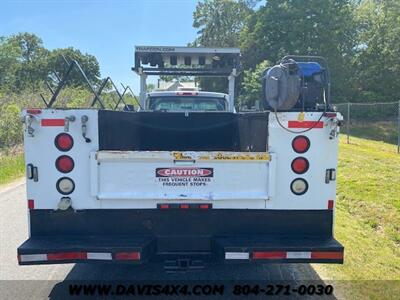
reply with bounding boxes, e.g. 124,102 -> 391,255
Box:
159,75 -> 193,82
0,37 -> 21,90
193,0 -> 254,47
240,0 -> 358,102
6,33 -> 49,91
146,83 -> 155,92
47,47 -> 101,87
0,104 -> 22,147
192,0 -> 256,93
0,33 -> 102,92
352,0 -> 400,102
238,60 -> 269,108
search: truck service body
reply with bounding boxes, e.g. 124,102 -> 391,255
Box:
18,47 -> 344,269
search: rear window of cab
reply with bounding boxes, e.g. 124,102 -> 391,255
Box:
148,96 -> 227,112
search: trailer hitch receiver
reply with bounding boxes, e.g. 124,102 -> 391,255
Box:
164,258 -> 204,272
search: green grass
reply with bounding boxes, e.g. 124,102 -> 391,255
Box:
313,137 -> 400,299
0,152 -> 25,185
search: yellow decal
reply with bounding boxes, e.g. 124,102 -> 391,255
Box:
172,152 -> 193,160
201,153 -> 269,161
198,155 -> 211,160
173,152 -> 270,161
297,112 -> 305,121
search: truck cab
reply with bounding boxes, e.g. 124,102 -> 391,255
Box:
146,91 -> 229,112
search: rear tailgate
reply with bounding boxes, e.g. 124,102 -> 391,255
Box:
90,151 -> 271,209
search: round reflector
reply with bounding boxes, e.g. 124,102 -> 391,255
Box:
55,155 -> 74,173
290,178 -> 308,195
55,133 -> 73,152
291,157 -> 309,174
292,136 -> 310,153
56,177 -> 75,195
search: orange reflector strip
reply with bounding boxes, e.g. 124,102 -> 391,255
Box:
288,121 -> 323,129
41,119 -> 65,126
323,112 -> 337,118
328,200 -> 334,210
47,252 -> 87,260
159,204 -> 169,209
27,109 -> 42,114
28,199 -> 34,210
311,251 -> 343,260
180,204 -> 190,209
252,251 -> 343,260
115,252 -> 141,260
253,251 -> 286,259
199,204 -> 210,209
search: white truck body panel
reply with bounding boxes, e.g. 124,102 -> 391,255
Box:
24,109 -> 100,210
268,112 -> 339,210
22,109 -> 340,211
91,151 -> 269,209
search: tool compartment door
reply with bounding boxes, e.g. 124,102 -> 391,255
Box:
90,151 -> 270,208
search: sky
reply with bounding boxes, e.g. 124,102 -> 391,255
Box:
0,0 -> 200,93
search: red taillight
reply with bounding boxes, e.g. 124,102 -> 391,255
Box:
291,157 -> 309,174
292,136 -> 310,153
55,133 -> 74,152
55,155 -> 74,173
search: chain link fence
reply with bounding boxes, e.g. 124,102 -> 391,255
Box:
335,101 -> 400,154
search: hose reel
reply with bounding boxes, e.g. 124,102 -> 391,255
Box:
263,60 -> 301,110
262,56 -> 330,111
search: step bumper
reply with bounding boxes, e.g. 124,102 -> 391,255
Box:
18,235 -> 343,265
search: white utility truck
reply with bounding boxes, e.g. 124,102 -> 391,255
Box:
18,47 -> 343,270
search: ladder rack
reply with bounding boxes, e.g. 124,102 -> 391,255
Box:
133,46 -> 242,112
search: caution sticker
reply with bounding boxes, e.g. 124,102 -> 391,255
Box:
156,167 -> 213,187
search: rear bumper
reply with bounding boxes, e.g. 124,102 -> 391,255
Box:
18,209 -> 344,265
18,235 -> 343,265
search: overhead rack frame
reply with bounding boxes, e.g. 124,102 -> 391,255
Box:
132,46 -> 242,111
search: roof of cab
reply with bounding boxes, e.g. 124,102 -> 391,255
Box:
148,91 -> 228,98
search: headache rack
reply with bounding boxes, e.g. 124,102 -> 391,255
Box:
133,46 -> 242,112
